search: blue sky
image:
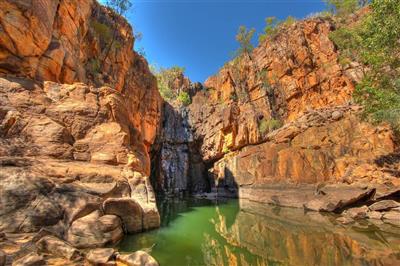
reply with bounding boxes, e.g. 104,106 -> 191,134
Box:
101,0 -> 327,82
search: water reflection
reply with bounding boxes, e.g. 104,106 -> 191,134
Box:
118,198 -> 400,266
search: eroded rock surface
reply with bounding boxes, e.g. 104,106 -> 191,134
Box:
189,19 -> 358,162
0,0 -> 162,264
183,18 -> 399,218
210,106 -> 399,209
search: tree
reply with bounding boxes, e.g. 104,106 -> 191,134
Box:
329,0 -> 400,135
235,26 -> 255,57
106,0 -> 132,16
263,17 -> 279,37
324,0 -> 364,16
101,0 -> 133,64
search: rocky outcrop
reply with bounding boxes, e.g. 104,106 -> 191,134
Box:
188,18 -> 361,163
187,18 -> 399,217
0,78 -> 161,235
0,0 -> 161,149
209,106 -> 399,215
117,251 -> 159,266
0,0 -> 162,264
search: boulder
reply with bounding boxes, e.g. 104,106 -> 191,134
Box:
369,200 -> 400,212
331,110 -> 343,120
86,248 -> 116,265
343,206 -> 369,219
117,251 -> 159,266
35,235 -> 82,261
103,198 -> 143,233
66,211 -> 123,249
304,187 -> 375,212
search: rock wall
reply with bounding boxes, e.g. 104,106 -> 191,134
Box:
0,0 -> 161,148
152,76 -> 208,195
0,0 -> 163,263
187,17 -> 399,210
189,19 -> 360,163
212,106 -> 399,208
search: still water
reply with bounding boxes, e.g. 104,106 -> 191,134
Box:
118,198 -> 400,266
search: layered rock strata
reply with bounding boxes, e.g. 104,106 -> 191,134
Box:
187,18 -> 399,219
0,0 -> 162,264
189,18 -> 358,162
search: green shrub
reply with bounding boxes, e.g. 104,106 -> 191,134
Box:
258,16 -> 297,44
91,20 -> 112,43
354,77 -> 400,135
178,91 -> 191,106
324,0 -> 364,16
113,41 -> 122,50
158,81 -> 174,101
230,93 -> 238,101
151,65 -> 186,102
281,16 -> 297,27
87,58 -> 101,74
258,118 -> 282,135
329,27 -> 363,62
328,0 -> 400,137
222,146 -> 230,154
259,17 -> 279,44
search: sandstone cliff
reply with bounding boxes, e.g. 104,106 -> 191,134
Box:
189,19 -> 359,162
0,0 -> 162,264
185,18 -> 399,217
1,1 -> 399,264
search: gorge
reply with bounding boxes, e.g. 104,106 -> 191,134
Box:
0,0 -> 399,265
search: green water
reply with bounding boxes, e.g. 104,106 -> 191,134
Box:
118,198 -> 400,266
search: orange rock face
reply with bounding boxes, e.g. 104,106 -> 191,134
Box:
188,18 -> 398,209
0,0 -> 162,255
253,19 -> 355,122
191,19 -> 358,162
211,106 -> 398,207
0,0 -> 162,149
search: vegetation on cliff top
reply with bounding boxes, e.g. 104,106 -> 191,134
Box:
258,16 -> 296,44
232,0 -> 399,136
329,0 -> 400,135
151,66 -> 192,106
